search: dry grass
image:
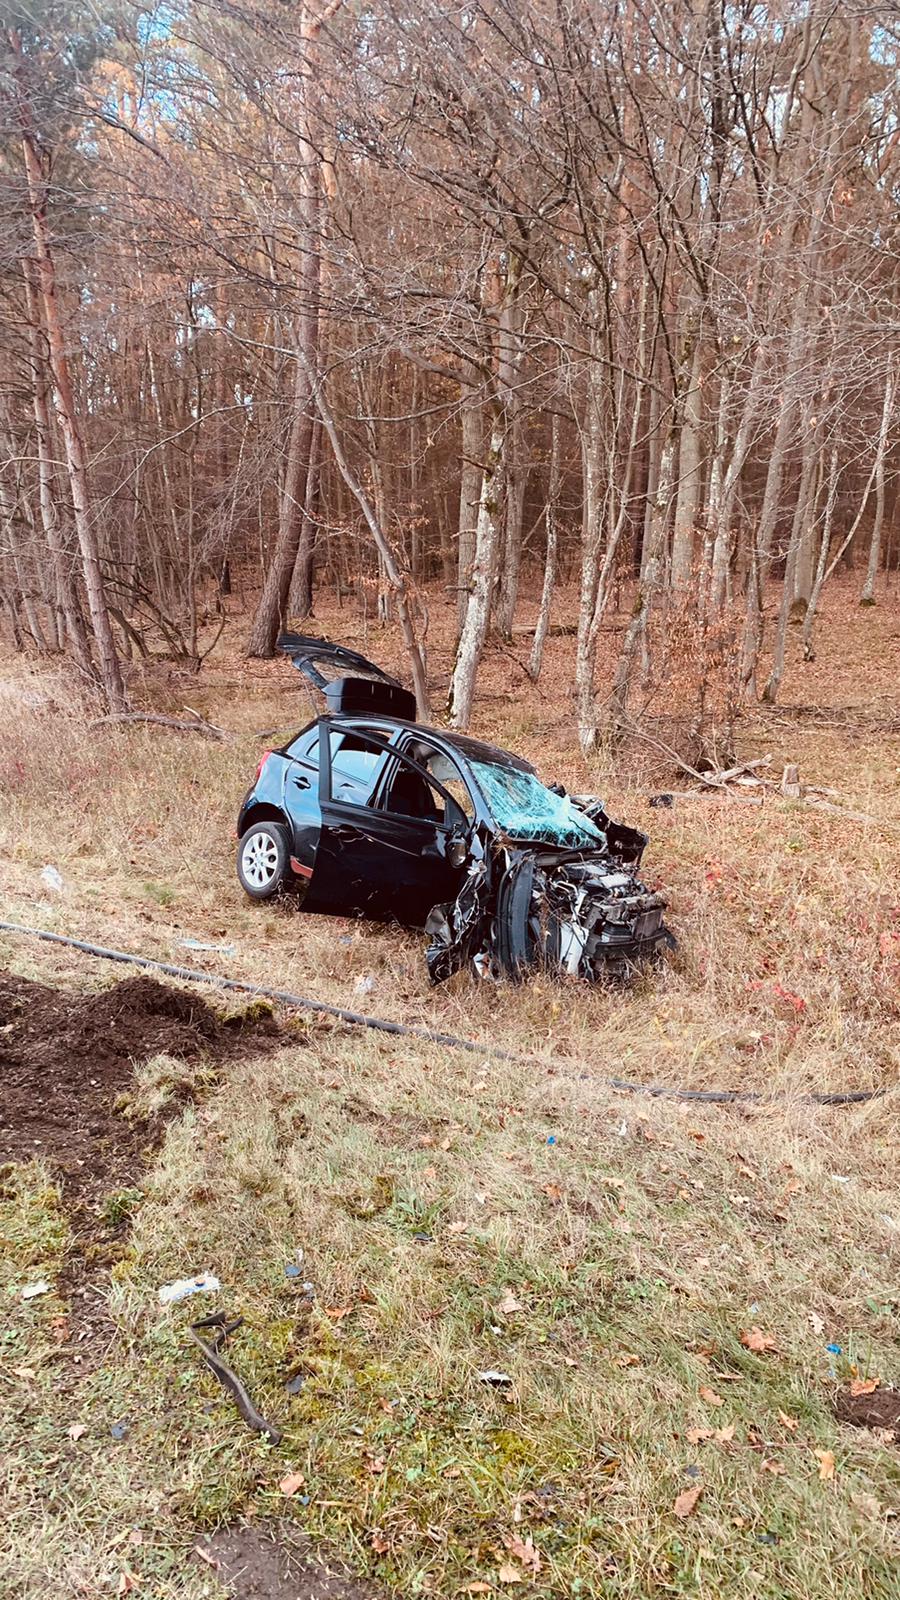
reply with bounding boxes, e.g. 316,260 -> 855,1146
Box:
1,580 -> 899,1597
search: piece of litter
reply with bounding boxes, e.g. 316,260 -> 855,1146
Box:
285,1264 -> 301,1278
285,1373 -> 306,1395
158,1272 -> 221,1305
353,975 -> 376,995
546,1135 -> 557,1146
826,1342 -> 842,1355
177,939 -> 236,955
21,1280 -> 51,1300
110,1421 -> 129,1440
477,1370 -> 512,1386
829,1174 -> 852,1185
68,1422 -> 87,1441
40,864 -> 64,893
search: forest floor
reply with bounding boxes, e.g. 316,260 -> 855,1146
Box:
1,579 -> 898,1599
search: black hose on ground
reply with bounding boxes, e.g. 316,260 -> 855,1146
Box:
0,919 -> 883,1107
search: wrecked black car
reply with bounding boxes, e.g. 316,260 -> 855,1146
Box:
236,635 -> 673,983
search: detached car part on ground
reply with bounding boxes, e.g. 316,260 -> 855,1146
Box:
236,635 -> 674,983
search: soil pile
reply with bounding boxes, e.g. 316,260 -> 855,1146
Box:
0,971 -> 279,1200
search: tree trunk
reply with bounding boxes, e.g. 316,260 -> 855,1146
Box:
860,363 -> 895,604
496,412 -> 526,640
762,414 -> 819,702
246,2 -> 323,657
10,28 -> 125,709
448,406 -> 506,728
288,416 -> 322,617
456,388 -> 483,631
20,265 -> 95,680
671,338 -> 703,589
529,410 -> 561,682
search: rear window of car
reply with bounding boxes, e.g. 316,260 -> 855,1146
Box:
286,728 -> 319,763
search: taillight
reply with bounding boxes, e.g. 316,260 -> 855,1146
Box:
255,750 -> 273,783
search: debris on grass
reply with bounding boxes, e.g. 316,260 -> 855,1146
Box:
189,1312 -> 281,1444
20,1280 -> 51,1299
158,1271 -> 221,1304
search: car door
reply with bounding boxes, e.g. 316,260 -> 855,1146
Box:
375,737 -> 473,925
305,726 -> 468,925
301,725 -> 402,918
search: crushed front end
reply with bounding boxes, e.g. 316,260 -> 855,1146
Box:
425,797 -> 673,985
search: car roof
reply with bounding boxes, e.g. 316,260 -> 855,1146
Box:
326,713 -> 535,774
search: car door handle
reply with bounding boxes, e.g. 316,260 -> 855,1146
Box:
332,824 -> 364,844
292,773 -> 311,791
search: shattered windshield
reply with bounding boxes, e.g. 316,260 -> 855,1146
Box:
470,761 -> 606,848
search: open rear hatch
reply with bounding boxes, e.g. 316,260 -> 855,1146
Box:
277,633 -> 417,720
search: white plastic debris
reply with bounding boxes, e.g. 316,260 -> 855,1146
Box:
177,939 -> 236,955
353,975 -> 376,995
477,1369 -> 512,1386
21,1280 -> 51,1300
158,1271 -> 221,1305
40,865 -> 64,893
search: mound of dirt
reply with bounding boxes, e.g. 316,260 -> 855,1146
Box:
834,1386 -> 900,1438
0,970 -> 280,1203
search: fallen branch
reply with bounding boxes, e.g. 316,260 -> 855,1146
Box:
618,717 -> 770,790
90,712 -> 227,740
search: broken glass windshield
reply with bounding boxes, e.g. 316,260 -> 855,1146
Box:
470,761 -> 606,847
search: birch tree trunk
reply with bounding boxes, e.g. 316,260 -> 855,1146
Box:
448,405 -> 507,728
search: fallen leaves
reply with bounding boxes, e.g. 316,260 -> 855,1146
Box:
815,1449 -> 836,1481
777,1410 -> 799,1432
698,1385 -> 724,1408
498,1562 -> 525,1584
68,1422 -> 87,1441
686,1424 -> 734,1445
370,1531 -> 389,1555
462,1585 -> 492,1595
503,1534 -> 540,1574
761,1458 -> 786,1475
849,1377 -> 880,1397
808,1310 -> 825,1337
279,1470 -> 306,1496
496,1290 -> 526,1316
740,1326 -> 779,1354
673,1484 -> 704,1518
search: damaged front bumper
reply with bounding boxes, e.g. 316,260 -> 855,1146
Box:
425,823 -> 674,986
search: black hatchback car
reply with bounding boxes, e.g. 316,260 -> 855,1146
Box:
236,636 -> 672,983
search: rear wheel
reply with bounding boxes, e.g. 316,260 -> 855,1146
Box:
237,821 -> 292,900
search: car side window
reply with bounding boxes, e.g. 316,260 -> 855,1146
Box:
328,731 -> 386,805
286,728 -> 319,764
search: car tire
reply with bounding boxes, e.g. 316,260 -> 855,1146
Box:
237,820 -> 292,900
